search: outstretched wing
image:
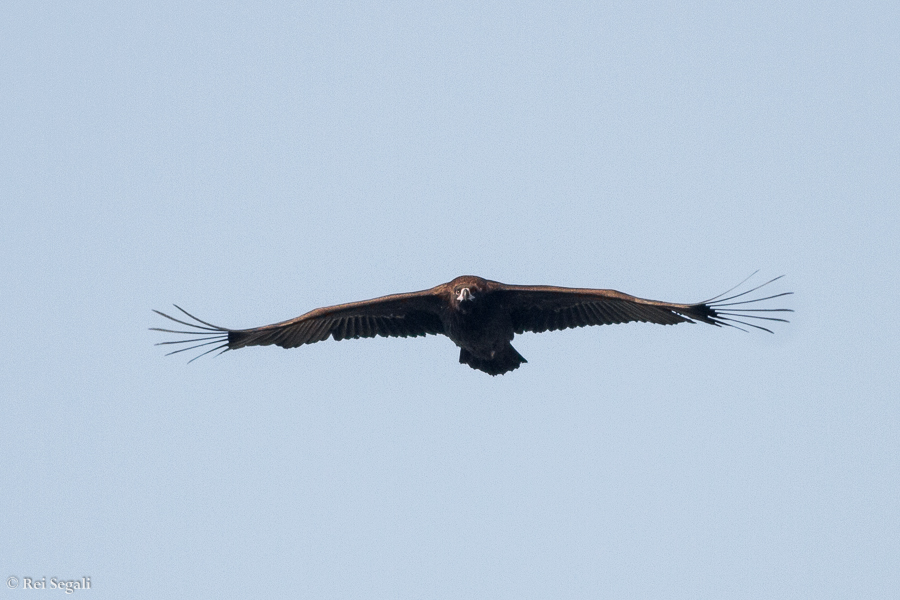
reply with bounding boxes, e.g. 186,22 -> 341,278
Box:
151,288 -> 446,362
497,273 -> 792,335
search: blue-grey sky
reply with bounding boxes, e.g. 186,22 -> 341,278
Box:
2,2 -> 898,599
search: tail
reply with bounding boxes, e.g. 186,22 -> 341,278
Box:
459,345 -> 527,376
683,272 -> 793,333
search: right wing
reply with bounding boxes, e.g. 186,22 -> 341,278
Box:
151,288 -> 446,362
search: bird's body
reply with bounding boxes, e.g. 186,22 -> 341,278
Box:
443,277 -> 522,375
153,274 -> 791,375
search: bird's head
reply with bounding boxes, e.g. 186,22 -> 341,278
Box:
450,276 -> 488,314
456,286 -> 475,303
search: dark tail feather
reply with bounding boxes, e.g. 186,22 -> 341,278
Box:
683,273 -> 793,333
459,345 -> 527,376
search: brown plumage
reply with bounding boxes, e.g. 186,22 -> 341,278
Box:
152,273 -> 791,376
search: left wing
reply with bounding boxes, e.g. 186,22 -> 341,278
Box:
496,274 -> 792,335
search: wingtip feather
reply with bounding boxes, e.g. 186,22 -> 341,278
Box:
152,306 -> 232,362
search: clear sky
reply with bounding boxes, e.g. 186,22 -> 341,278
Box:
2,2 -> 898,599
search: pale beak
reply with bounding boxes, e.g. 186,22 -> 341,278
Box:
457,288 -> 474,302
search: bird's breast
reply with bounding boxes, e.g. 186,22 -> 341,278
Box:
444,303 -> 515,357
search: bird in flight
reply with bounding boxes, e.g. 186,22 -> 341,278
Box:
152,273 -> 791,376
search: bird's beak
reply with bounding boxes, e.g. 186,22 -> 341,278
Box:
457,288 -> 474,302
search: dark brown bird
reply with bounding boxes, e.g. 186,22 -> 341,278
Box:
152,273 -> 791,376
